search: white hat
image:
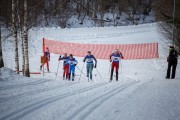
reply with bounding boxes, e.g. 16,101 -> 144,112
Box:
114,49 -> 119,53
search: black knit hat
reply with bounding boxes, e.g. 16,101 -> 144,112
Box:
169,45 -> 174,48
69,54 -> 73,57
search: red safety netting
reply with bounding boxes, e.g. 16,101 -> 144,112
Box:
42,38 -> 159,60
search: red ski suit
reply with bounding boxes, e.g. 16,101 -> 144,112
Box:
110,52 -> 123,80
59,56 -> 69,79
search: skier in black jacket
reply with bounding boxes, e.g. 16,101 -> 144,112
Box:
166,45 -> 178,79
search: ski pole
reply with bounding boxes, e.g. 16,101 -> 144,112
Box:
109,62 -> 112,78
76,66 -> 86,76
79,62 -> 85,80
119,60 -> 123,80
120,60 -> 122,72
55,61 -> 60,76
95,68 -> 102,78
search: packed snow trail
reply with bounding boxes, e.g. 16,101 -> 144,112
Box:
89,76 -> 180,120
0,76 -> 138,120
64,81 -> 140,120
1,23 -> 180,120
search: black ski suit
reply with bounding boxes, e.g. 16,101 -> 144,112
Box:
166,48 -> 178,79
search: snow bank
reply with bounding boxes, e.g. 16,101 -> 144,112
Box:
0,67 -> 17,81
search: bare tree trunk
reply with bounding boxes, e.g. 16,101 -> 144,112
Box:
17,0 -> 25,76
92,0 -> 97,18
80,12 -> 86,24
87,0 -> 90,15
0,24 -> 4,68
100,0 -> 105,27
12,0 -> 19,74
77,0 -> 81,20
21,29 -> 25,75
24,0 -> 30,77
100,13 -> 104,27
113,13 -> 116,26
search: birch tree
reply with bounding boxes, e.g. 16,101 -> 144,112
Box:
17,0 -> 25,75
24,0 -> 30,77
12,0 -> 19,73
0,17 -> 4,68
0,0 -> 4,68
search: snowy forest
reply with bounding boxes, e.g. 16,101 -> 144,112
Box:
0,0 -> 180,76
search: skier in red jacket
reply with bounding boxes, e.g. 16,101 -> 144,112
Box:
59,53 -> 69,80
109,49 -> 124,81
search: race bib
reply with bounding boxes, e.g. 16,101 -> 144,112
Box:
86,58 -> 93,62
113,57 -> 119,61
69,61 -> 76,65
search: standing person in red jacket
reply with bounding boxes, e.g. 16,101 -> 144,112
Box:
40,47 -> 50,72
109,49 -> 124,81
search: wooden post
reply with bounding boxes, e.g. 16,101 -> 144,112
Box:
42,38 -> 45,53
41,56 -> 46,76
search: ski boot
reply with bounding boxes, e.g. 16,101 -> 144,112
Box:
116,72 -> 118,81
66,74 -> 69,80
40,66 -> 42,71
68,73 -> 71,81
110,71 -> 113,82
72,73 -> 75,81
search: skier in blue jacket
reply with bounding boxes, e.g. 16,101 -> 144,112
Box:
83,51 -> 97,81
68,54 -> 78,81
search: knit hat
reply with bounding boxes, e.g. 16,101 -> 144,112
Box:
69,54 -> 73,58
169,45 -> 174,48
45,47 -> 49,52
114,49 -> 119,53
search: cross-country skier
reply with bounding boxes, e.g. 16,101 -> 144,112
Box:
83,51 -> 97,81
166,45 -> 178,79
109,49 -> 124,81
40,47 -> 50,72
68,54 -> 78,81
59,53 -> 69,80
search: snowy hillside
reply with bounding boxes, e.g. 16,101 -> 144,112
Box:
1,23 -> 180,120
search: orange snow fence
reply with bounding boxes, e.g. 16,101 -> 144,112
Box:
42,38 -> 159,60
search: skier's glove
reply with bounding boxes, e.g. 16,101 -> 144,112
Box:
83,59 -> 85,62
74,64 -> 77,66
110,60 -> 112,62
94,64 -> 97,68
58,55 -> 61,61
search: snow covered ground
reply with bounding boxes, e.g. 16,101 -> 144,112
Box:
0,23 -> 180,120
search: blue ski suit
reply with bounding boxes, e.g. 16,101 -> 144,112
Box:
68,57 -> 78,80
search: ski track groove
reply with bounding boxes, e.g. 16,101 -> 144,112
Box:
0,82 -> 77,102
0,79 -> 52,91
67,81 -> 140,120
0,82 -> 110,120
